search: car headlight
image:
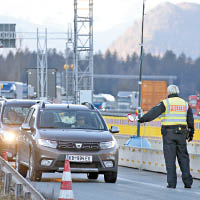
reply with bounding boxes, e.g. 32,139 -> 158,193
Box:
38,139 -> 57,149
100,140 -> 116,149
2,131 -> 16,142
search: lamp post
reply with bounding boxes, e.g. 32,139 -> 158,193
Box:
137,0 -> 145,137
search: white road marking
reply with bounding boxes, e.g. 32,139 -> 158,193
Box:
118,177 -> 200,195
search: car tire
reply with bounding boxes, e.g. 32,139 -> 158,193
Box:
28,150 -> 42,181
104,171 -> 117,183
16,152 -> 28,178
87,172 -> 99,180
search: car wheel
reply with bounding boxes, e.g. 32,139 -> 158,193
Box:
104,171 -> 117,183
16,152 -> 28,178
87,172 -> 99,180
28,150 -> 42,181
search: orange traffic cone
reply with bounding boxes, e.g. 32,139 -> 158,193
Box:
2,152 -> 8,161
58,155 -> 74,200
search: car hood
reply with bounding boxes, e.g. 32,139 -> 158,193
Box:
0,125 -> 19,133
38,129 -> 113,142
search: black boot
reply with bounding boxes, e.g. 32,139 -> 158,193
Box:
167,185 -> 176,189
184,185 -> 191,188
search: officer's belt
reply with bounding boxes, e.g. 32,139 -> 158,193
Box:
162,125 -> 187,129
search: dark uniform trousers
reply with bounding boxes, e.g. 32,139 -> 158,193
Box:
161,127 -> 193,187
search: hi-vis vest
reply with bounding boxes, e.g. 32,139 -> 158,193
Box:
161,97 -> 188,126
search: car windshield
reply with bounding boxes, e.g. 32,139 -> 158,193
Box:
2,105 -> 33,125
38,110 -> 107,130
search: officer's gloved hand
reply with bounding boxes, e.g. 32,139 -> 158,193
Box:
187,134 -> 193,142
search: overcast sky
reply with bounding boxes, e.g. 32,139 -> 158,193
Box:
0,0 -> 199,32
0,0 -> 200,52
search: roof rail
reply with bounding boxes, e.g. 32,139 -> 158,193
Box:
36,100 -> 51,104
39,101 -> 45,109
81,102 -> 95,110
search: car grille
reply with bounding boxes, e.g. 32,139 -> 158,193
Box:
54,161 -> 101,168
57,141 -> 100,151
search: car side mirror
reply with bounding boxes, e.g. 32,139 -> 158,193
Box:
109,126 -> 119,134
21,123 -> 31,131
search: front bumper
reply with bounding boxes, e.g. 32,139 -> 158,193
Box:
33,144 -> 118,174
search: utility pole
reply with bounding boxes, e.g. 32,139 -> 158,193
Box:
37,28 -> 48,99
137,0 -> 145,137
74,0 -> 94,104
1,25 -> 71,101
65,23 -> 75,103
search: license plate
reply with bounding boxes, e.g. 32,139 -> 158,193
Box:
68,155 -> 92,163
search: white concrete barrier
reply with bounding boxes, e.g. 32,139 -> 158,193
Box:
115,135 -> 200,179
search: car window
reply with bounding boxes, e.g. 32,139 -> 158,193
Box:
39,110 -> 60,128
38,110 -> 107,130
2,105 -> 32,125
24,108 -> 34,124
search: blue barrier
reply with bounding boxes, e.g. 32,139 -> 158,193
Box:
125,136 -> 151,148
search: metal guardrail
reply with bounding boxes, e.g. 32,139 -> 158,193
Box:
0,156 -> 45,200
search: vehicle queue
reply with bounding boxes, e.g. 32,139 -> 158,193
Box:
0,99 -> 119,183
0,86 -> 198,188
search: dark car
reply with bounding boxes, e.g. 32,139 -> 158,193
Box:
16,102 -> 119,183
0,99 -> 40,160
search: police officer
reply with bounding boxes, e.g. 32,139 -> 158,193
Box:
137,84 -> 194,189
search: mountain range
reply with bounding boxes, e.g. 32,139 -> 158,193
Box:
108,2 -> 200,59
1,2 -> 200,59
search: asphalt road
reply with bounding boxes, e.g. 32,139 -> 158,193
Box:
30,166 -> 200,200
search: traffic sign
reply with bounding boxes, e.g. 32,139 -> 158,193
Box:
127,113 -> 135,122
0,24 -> 16,48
